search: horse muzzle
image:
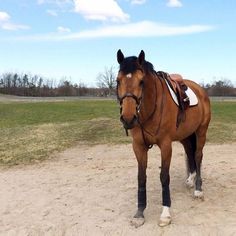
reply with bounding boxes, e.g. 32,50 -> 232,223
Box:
120,114 -> 138,129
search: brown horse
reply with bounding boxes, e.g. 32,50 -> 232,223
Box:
116,50 -> 211,227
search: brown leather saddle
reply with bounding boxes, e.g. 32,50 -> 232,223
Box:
156,71 -> 190,128
167,74 -> 190,109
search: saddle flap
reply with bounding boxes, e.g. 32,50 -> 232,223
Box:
185,87 -> 198,106
164,75 -> 198,107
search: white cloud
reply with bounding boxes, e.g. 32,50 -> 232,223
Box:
167,0 -> 182,7
1,23 -> 30,30
37,0 -> 45,4
63,21 -> 214,39
131,0 -> 146,5
57,26 -> 71,33
9,21 -> 215,41
46,9 -> 58,16
73,0 -> 129,22
0,11 -> 30,31
38,0 -> 72,6
0,11 -> 10,21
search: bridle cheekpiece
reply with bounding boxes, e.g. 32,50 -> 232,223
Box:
117,71 -> 144,115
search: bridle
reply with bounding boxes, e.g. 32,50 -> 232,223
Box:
117,71 -> 165,149
117,90 -> 143,115
117,68 -> 144,115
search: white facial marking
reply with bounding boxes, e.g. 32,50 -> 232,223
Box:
126,73 -> 132,79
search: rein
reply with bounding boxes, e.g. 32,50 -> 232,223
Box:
137,72 -> 165,149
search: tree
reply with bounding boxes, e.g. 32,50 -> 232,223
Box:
58,80 -> 73,96
208,78 -> 235,96
96,66 -> 116,96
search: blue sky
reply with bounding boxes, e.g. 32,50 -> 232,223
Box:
0,0 -> 235,86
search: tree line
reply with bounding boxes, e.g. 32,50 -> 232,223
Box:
0,69 -> 235,97
0,72 -> 114,97
201,79 -> 236,97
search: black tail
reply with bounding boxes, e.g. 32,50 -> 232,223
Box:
181,133 -> 197,173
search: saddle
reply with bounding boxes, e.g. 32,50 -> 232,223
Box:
157,71 -> 190,128
167,74 -> 190,110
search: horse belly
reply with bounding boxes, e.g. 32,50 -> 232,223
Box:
173,107 -> 202,141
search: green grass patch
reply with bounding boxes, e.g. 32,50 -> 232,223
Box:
207,101 -> 236,143
0,100 -> 118,127
0,99 -> 235,166
0,100 -> 130,165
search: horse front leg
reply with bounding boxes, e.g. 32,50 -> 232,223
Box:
130,141 -> 148,228
159,141 -> 172,227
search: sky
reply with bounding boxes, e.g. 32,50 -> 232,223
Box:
0,0 -> 236,87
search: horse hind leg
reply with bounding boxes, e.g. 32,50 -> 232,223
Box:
181,133 -> 197,188
193,126 -> 208,200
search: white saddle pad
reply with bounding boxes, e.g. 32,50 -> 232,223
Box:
165,79 -> 198,106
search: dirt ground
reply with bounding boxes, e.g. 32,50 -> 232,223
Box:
0,143 -> 235,236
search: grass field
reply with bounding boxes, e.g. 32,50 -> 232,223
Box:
0,99 -> 235,165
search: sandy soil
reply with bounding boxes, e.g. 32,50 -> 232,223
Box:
0,143 -> 235,236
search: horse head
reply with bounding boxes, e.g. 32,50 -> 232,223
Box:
116,49 -> 145,129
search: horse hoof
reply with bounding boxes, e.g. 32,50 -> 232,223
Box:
194,190 -> 204,200
130,217 -> 145,228
159,216 -> 171,227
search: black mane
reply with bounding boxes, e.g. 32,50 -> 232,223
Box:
119,56 -> 156,74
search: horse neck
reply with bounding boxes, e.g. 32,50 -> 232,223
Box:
140,72 -> 162,123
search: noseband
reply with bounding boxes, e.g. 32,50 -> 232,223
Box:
117,92 -> 142,114
117,72 -> 164,149
117,68 -> 144,114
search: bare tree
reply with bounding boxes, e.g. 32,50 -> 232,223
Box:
207,78 -> 235,96
96,66 -> 116,96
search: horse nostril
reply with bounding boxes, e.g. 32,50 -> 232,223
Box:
130,115 -> 137,125
120,114 -> 138,129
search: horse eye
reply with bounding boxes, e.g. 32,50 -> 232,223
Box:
139,80 -> 144,86
117,80 -> 120,86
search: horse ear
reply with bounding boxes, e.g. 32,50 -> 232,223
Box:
117,49 -> 124,64
138,50 -> 145,65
